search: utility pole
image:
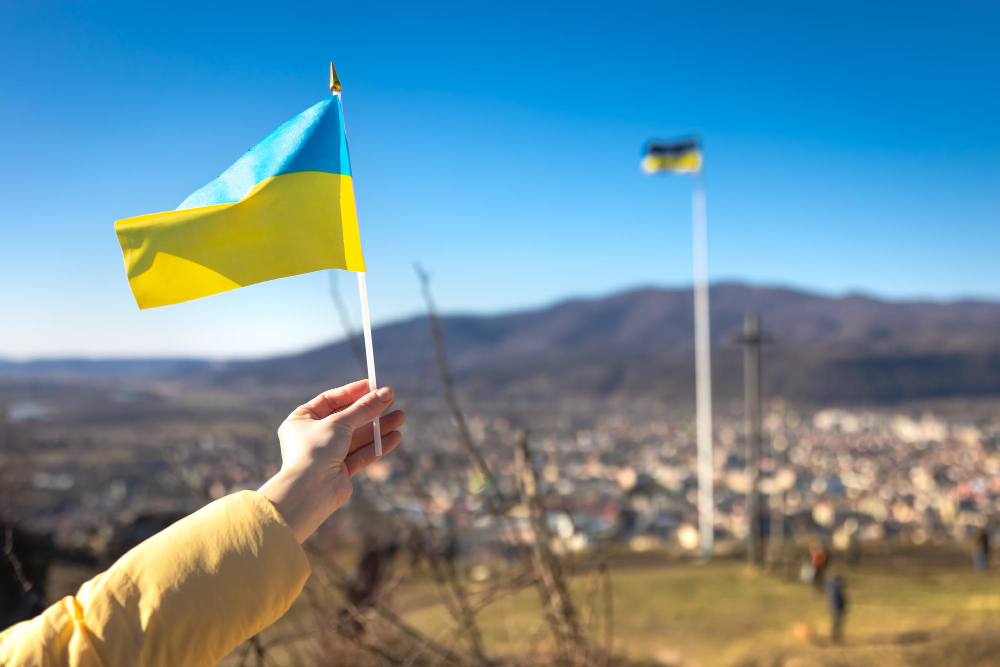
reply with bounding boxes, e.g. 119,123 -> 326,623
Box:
741,314 -> 764,567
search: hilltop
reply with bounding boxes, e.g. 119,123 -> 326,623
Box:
4,283 -> 1000,403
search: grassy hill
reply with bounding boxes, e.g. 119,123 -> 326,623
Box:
394,548 -> 1000,666
206,545 -> 1000,665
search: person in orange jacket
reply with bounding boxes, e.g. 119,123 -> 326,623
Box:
0,379 -> 405,666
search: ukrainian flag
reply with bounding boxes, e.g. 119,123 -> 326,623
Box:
115,96 -> 365,309
641,138 -> 702,174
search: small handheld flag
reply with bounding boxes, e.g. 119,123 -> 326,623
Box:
116,63 -> 384,457
641,138 -> 702,174
115,93 -> 365,309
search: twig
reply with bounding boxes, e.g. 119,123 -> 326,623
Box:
579,562 -> 602,666
414,264 -> 501,498
305,577 -> 401,665
332,267 -> 480,655
514,429 -> 586,664
308,551 -> 466,666
601,563 -> 613,667
329,271 -> 368,372
416,574 -> 535,667
3,524 -> 33,594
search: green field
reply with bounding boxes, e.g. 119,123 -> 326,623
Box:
394,548 -> 1000,666
202,545 -> 1000,665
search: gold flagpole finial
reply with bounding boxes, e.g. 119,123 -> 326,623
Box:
329,62 -> 341,93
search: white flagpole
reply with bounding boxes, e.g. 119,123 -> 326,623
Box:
357,272 -> 382,457
692,169 -> 714,558
332,62 -> 382,457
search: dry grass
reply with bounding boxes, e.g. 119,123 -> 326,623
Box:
55,545 -> 1000,666
394,547 -> 1000,666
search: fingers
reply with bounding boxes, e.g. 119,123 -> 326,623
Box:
330,386 -> 394,430
349,410 -> 406,454
295,380 -> 371,419
345,429 -> 403,477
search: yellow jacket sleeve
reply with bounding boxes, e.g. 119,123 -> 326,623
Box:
0,490 -> 311,667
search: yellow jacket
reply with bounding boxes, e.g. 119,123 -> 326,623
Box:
0,491 -> 311,666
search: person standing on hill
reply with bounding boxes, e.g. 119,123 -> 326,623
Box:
826,574 -> 847,644
973,526 -> 991,572
0,380 -> 405,667
810,541 -> 829,589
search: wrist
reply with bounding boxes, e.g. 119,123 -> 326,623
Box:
259,465 -> 347,543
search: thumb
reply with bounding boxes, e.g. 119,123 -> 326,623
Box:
329,386 -> 394,430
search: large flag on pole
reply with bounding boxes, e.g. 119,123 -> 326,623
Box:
642,134 -> 713,557
641,138 -> 702,174
115,96 -> 366,309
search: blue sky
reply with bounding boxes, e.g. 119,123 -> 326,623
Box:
1,1 -> 998,358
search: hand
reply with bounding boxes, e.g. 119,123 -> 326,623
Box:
259,380 -> 405,542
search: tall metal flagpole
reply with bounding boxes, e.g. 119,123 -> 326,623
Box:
332,62 -> 382,456
743,314 -> 762,566
691,168 -> 714,557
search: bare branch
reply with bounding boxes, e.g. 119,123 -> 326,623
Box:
3,524 -> 33,594
514,429 -> 587,665
329,270 -> 368,372
414,264 -> 502,498
307,548 -> 467,666
600,562 -> 613,667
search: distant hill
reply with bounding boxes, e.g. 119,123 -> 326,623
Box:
4,283 -> 1000,403
0,358 -> 205,380
203,283 -> 1000,403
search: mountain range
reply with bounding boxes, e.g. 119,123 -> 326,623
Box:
4,283 -> 1000,404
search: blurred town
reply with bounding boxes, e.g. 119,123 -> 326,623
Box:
4,383 -> 997,569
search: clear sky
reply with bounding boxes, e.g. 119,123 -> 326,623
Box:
1,1 -> 998,359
